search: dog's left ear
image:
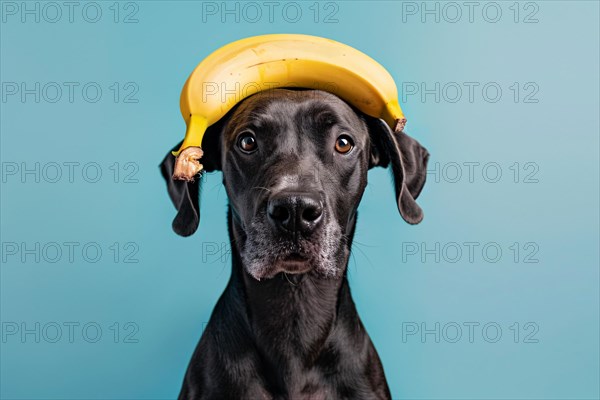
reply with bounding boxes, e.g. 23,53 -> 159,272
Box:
159,120 -> 223,236
366,117 -> 430,224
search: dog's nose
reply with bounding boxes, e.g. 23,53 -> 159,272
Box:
267,192 -> 324,235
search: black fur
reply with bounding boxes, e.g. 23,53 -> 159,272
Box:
160,89 -> 429,399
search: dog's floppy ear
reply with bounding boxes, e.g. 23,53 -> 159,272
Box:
159,120 -> 223,236
366,116 -> 429,224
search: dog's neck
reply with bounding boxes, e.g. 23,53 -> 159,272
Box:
226,206 -> 359,367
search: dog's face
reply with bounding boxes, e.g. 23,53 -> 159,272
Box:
161,89 -> 429,280
221,90 -> 370,280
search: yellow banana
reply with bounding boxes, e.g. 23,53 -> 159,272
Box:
172,33 -> 406,181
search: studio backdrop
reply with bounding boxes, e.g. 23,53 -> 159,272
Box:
1,1 -> 599,399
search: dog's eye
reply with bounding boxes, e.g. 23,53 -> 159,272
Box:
335,135 -> 354,154
237,132 -> 257,153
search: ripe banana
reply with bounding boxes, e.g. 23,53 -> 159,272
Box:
172,33 -> 407,181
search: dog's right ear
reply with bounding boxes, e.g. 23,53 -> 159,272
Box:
159,119 -> 223,236
366,116 -> 430,224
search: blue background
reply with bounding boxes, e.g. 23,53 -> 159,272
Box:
1,1 -> 598,399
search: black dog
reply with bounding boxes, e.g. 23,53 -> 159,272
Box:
161,89 -> 429,400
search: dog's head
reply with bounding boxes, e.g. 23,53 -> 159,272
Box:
161,89 -> 429,280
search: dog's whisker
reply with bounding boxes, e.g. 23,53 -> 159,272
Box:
349,243 -> 375,270
283,272 -> 298,287
250,186 -> 272,193
352,248 -> 362,272
227,231 -> 247,247
348,239 -> 378,248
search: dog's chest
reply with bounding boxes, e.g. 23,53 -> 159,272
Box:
244,380 -> 333,400
266,361 -> 366,400
280,379 -> 336,400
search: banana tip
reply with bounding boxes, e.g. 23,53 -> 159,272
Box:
394,118 -> 407,132
172,146 -> 204,182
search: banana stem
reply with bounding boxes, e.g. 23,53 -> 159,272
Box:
172,146 -> 204,182
172,115 -> 209,181
394,118 -> 407,132
382,100 -> 407,132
